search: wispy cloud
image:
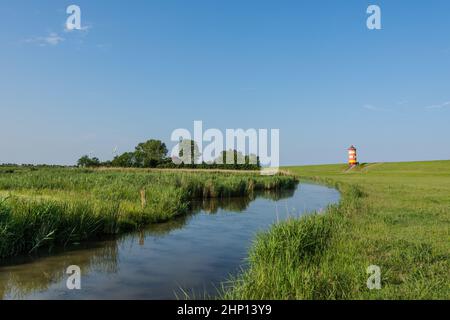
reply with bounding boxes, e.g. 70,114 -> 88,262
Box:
24,32 -> 65,46
425,101 -> 450,110
23,19 -> 92,47
64,23 -> 92,33
363,104 -> 386,111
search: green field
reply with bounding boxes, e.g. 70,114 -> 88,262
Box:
224,161 -> 450,299
1,162 -> 448,299
0,167 -> 297,258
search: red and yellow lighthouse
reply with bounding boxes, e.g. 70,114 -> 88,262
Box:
348,145 -> 358,166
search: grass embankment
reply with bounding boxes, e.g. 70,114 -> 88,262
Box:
0,167 -> 297,258
224,161 -> 449,299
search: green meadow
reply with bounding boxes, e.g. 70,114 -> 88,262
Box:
0,166 -> 297,258
1,162 -> 448,299
224,161 -> 449,299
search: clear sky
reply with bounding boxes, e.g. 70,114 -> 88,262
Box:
1,0 -> 449,165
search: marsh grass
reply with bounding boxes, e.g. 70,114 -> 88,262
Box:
223,161 -> 450,299
0,167 -> 297,258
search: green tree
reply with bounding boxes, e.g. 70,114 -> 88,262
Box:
178,139 -> 201,165
77,155 -> 101,167
214,150 -> 260,169
111,152 -> 138,167
134,139 -> 168,167
217,149 -> 245,165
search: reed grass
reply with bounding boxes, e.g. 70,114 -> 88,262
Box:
0,167 -> 297,258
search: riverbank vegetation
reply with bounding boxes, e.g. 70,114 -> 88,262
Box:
77,138 -> 261,170
0,166 -> 297,258
223,161 -> 449,299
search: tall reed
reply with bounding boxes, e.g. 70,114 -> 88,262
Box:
0,167 -> 298,258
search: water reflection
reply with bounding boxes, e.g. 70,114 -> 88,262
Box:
0,183 -> 340,300
0,242 -> 118,299
0,189 -> 293,299
192,188 -> 296,214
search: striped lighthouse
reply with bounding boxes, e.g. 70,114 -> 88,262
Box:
348,145 -> 358,166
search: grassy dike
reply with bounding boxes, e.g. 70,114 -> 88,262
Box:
0,167 -> 297,259
223,161 -> 449,299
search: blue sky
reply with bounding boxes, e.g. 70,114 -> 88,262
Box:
1,0 -> 449,165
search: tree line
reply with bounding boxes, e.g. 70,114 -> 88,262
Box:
77,139 -> 261,170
